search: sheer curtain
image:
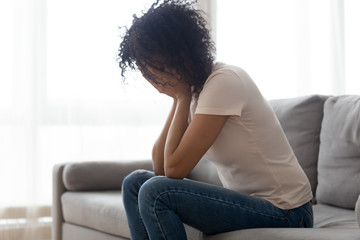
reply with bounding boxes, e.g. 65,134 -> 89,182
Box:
0,0 -> 171,239
216,0 -> 360,99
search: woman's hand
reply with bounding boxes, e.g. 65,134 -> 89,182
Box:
150,77 -> 191,100
138,63 -> 191,99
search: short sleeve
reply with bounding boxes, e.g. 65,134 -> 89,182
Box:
195,70 -> 247,117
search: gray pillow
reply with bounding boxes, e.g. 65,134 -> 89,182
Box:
269,95 -> 328,197
63,160 -> 152,191
316,95 -> 360,209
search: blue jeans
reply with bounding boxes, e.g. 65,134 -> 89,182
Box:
122,170 -> 313,240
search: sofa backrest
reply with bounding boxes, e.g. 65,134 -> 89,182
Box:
316,95 -> 360,209
187,158 -> 222,186
269,95 -> 328,198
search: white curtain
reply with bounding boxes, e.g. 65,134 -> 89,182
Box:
215,0 -> 360,99
0,0 -> 170,239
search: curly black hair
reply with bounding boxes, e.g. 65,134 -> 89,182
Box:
117,0 -> 216,95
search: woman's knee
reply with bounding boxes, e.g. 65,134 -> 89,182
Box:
138,176 -> 174,213
122,169 -> 155,194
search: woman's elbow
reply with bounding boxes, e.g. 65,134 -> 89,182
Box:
164,166 -> 186,179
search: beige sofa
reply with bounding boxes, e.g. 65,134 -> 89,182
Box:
52,94 -> 360,240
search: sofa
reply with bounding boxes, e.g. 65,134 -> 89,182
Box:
52,94 -> 360,240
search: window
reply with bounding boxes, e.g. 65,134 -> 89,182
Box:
0,1 -> 170,238
216,0 -> 360,99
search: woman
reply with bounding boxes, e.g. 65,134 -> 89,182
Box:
118,0 -> 313,239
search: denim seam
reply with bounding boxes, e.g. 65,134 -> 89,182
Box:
152,196 -> 168,239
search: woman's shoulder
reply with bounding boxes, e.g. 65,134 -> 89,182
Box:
213,62 -> 248,74
203,62 -> 252,89
208,62 -> 251,82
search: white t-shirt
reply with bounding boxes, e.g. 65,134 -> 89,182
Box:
190,62 -> 313,210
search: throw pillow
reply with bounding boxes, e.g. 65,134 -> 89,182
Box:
316,95 -> 360,209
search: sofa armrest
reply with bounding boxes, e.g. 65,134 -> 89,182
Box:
52,160 -> 152,240
52,163 -> 67,240
63,160 -> 153,191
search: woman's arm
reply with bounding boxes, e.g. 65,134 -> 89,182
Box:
145,71 -> 228,179
152,99 -> 177,175
163,96 -> 191,176
164,95 -> 229,179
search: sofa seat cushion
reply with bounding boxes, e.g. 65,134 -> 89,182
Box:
62,222 -> 128,240
61,191 -> 201,239
61,192 -> 359,240
269,95 -> 328,197
61,191 -> 130,239
317,95 -> 360,209
204,228 -> 360,240
204,203 -> 359,240
313,203 -> 358,228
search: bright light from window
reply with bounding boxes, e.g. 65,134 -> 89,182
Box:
216,0 -> 299,99
344,0 -> 360,94
216,0 -> 360,98
0,1 -> 14,109
46,0 -> 171,116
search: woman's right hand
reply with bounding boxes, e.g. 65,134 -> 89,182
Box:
138,63 -> 191,99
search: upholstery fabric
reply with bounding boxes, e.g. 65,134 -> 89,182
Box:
63,160 -> 152,191
62,222 -> 128,240
312,203 -> 358,228
205,228 -> 360,240
61,190 -> 203,240
52,164 -> 66,240
356,195 -> 360,228
317,96 -> 360,209
269,95 -> 328,196
61,191 -> 130,238
187,158 -> 222,186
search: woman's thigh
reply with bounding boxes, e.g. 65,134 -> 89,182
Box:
138,176 -> 312,235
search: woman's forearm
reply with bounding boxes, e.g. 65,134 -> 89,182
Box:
152,99 -> 177,175
164,96 -> 191,176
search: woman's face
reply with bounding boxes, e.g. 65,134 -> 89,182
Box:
136,62 -> 190,97
137,62 -> 180,86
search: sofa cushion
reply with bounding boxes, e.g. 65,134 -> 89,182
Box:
269,95 -> 328,197
313,203 -> 358,228
63,160 -> 152,191
61,191 -> 130,238
61,191 -> 202,239
204,228 -> 360,240
316,95 -> 360,209
205,203 -> 359,240
62,222 -> 127,240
